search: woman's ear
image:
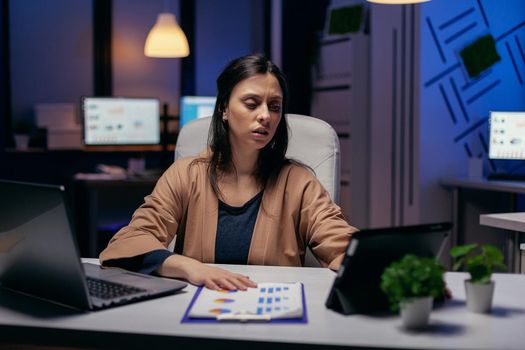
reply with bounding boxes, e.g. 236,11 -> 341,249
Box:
222,105 -> 229,121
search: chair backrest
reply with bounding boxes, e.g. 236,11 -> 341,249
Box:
175,114 -> 341,203
173,114 -> 341,267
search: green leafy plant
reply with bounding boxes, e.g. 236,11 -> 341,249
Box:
460,34 -> 500,78
451,244 -> 505,284
328,5 -> 363,35
380,254 -> 445,312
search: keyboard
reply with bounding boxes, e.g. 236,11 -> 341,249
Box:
487,173 -> 525,181
86,277 -> 147,300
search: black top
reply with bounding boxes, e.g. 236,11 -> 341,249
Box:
214,191 -> 262,264
105,192 -> 263,273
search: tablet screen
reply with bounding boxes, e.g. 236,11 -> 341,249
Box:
325,222 -> 450,315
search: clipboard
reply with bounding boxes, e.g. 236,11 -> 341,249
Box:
181,282 -> 308,324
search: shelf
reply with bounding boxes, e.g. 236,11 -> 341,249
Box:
4,144 -> 175,153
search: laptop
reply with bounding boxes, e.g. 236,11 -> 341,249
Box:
325,222 -> 451,315
0,180 -> 186,310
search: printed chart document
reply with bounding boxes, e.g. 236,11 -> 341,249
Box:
182,282 -> 306,323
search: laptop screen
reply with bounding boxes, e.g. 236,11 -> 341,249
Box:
0,180 -> 92,309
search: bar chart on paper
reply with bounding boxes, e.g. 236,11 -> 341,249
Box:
186,282 -> 304,320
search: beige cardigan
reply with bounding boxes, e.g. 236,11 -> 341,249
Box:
99,156 -> 357,270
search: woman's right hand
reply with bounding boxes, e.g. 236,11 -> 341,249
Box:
156,254 -> 257,291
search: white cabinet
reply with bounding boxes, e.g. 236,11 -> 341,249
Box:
311,37 -> 353,219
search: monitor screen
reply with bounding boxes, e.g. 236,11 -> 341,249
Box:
180,96 -> 216,128
489,111 -> 525,160
82,97 -> 160,146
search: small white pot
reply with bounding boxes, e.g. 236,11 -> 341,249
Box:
465,280 -> 494,313
400,296 -> 433,329
14,134 -> 30,151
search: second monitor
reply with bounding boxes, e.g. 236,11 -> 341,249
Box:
179,96 -> 216,129
82,97 -> 160,146
489,111 -> 525,160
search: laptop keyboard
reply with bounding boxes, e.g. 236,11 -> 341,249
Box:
87,277 -> 147,300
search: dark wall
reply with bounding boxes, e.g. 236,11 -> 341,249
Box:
1,0 -> 11,150
194,0 -> 255,95
282,0 -> 329,115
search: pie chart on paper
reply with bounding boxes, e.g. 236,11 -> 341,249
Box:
208,308 -> 231,315
214,298 -> 235,304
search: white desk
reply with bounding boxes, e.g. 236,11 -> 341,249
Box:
441,178 -> 525,194
441,177 -> 525,269
480,212 -> 525,273
523,244 -> 525,273
1,264 -> 525,349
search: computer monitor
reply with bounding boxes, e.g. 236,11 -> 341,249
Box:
489,111 -> 525,160
81,97 -> 160,146
179,96 -> 216,129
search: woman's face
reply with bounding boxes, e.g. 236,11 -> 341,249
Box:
223,73 -> 283,152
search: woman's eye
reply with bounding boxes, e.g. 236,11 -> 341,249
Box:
270,105 -> 281,112
245,103 -> 257,110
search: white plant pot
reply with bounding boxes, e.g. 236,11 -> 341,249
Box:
400,296 -> 433,329
14,134 -> 30,150
465,280 -> 494,313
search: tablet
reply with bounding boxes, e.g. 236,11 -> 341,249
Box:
325,222 -> 451,315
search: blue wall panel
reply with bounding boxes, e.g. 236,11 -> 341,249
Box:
421,0 -> 525,175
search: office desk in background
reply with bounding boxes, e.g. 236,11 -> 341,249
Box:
72,177 -> 158,257
480,212 -> 525,273
441,177 -> 525,269
1,263 -> 525,350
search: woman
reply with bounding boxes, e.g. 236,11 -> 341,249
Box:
100,54 -> 358,291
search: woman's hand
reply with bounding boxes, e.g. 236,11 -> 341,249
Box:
156,254 -> 257,291
444,285 -> 453,299
184,263 -> 257,290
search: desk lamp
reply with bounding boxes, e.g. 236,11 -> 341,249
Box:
144,1 -> 188,156
144,11 -> 189,58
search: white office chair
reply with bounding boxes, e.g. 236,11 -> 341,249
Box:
173,114 -> 341,267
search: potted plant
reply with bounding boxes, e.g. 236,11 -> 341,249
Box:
451,244 -> 505,313
380,254 -> 445,329
12,120 -> 33,150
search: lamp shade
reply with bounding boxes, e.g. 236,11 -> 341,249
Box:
144,13 -> 189,58
367,0 -> 430,3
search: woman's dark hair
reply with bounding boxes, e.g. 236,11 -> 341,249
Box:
204,54 -> 290,198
